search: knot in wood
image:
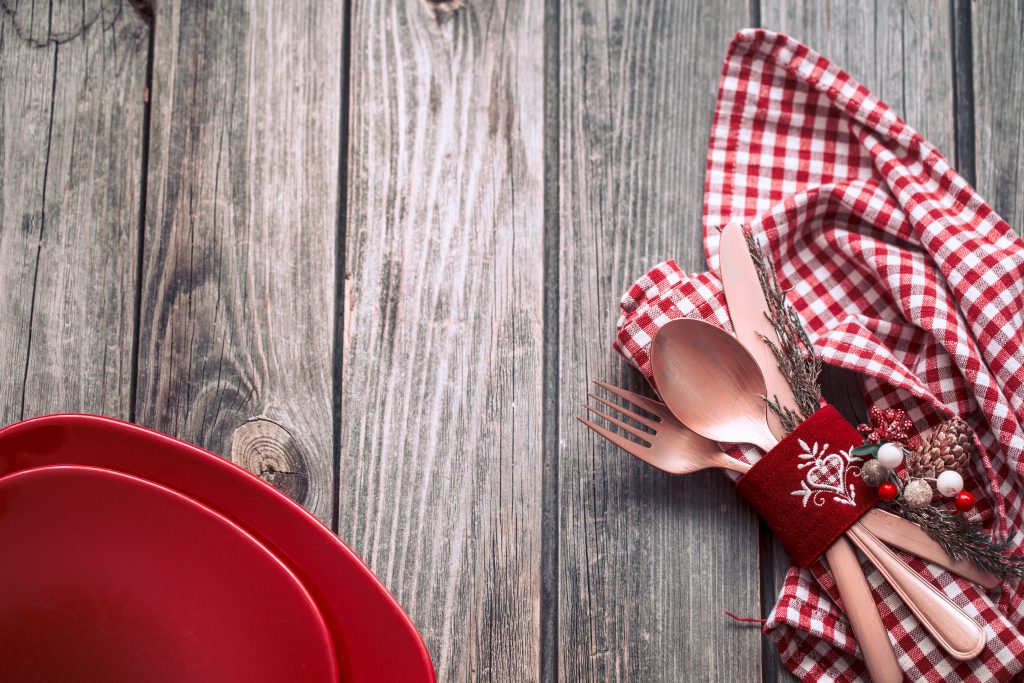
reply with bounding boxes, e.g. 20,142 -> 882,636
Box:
421,0 -> 465,18
231,418 -> 309,504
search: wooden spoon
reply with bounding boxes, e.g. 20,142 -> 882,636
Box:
651,317 -> 986,662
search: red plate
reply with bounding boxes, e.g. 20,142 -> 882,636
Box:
0,415 -> 435,682
0,465 -> 337,682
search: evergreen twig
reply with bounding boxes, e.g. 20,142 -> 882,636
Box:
742,227 -> 822,432
888,500 -> 1024,580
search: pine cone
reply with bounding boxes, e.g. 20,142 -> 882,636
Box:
907,417 -> 974,479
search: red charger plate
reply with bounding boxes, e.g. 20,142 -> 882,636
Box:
0,414 -> 435,682
0,465 -> 338,682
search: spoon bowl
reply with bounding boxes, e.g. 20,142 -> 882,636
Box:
650,318 -> 777,451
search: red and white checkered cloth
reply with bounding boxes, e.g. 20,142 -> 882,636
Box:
614,29 -> 1024,682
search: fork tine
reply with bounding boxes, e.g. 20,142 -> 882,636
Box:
592,379 -> 674,421
583,404 -> 653,443
587,392 -> 660,431
576,416 -> 649,458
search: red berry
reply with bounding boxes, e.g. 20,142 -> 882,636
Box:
878,482 -> 898,501
954,492 -> 976,513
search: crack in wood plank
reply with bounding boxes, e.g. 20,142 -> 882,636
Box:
1,0 -> 147,426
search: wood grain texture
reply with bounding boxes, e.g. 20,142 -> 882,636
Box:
758,3 -> 955,679
0,0 -> 147,425
761,0 -> 955,155
136,0 -> 342,521
7,2 -> 1017,680
971,1 -> 1024,233
558,3 -> 763,681
340,1 -> 545,680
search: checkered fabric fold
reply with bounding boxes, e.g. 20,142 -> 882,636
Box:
614,29 -> 1024,682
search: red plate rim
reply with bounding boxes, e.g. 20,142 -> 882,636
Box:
0,414 -> 435,683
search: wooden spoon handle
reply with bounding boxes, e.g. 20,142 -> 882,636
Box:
847,522 -> 986,661
825,537 -> 902,683
860,508 -> 1000,589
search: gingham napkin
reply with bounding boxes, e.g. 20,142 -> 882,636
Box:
614,29 -> 1024,682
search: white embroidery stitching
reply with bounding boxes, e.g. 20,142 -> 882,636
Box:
790,439 -> 864,508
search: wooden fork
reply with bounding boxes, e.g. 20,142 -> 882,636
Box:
578,379 -> 999,589
580,379 -> 744,476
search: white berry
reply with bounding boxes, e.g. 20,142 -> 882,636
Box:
876,442 -> 904,468
936,470 -> 965,497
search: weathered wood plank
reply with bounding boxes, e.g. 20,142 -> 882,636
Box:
761,1 -> 955,153
758,2 -> 955,679
558,3 -> 762,681
136,0 -> 342,522
340,1 -> 545,680
971,1 -> 1024,234
0,0 -> 148,424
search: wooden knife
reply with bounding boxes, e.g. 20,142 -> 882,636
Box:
719,222 -> 904,683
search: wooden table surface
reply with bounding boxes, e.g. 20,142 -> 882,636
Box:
2,1 -> 1022,680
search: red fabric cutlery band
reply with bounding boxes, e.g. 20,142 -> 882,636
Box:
736,405 -> 879,567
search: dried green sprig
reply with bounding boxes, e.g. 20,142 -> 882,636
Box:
888,500 -> 1024,580
742,227 -> 822,433
736,227 -> 1020,579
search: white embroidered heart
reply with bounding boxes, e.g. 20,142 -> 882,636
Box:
804,453 -> 846,494
791,440 -> 862,508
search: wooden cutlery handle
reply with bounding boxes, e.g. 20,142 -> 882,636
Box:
825,537 -> 902,683
860,508 -> 1000,589
847,522 -> 986,661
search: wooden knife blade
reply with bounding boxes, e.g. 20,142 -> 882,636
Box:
718,222 -> 799,440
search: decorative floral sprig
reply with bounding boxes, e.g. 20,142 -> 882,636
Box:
852,407 -> 1024,580
742,227 -> 821,433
